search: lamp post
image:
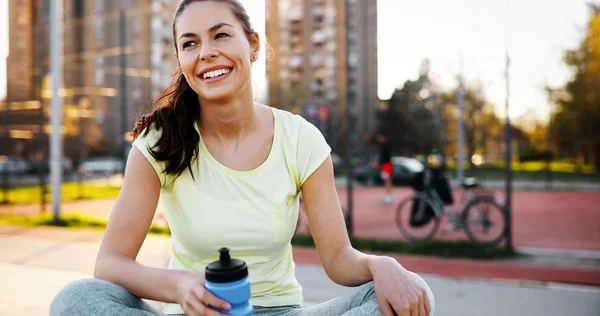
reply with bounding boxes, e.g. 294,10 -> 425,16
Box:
504,0 -> 513,253
344,0 -> 354,235
49,0 -> 64,224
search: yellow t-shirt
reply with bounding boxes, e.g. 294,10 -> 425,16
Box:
132,107 -> 331,314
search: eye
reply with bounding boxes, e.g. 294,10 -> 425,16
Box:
182,41 -> 197,49
215,33 -> 229,39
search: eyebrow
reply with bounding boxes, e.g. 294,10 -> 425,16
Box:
178,23 -> 234,40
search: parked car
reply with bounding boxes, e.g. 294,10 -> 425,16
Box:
27,158 -> 73,175
80,157 -> 124,176
354,156 -> 424,186
0,156 -> 29,174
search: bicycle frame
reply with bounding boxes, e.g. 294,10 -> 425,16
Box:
417,171 -> 497,228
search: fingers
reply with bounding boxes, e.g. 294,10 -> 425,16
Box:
183,288 -> 230,316
422,289 -> 432,315
418,292 -> 426,316
197,288 -> 231,311
409,294 -> 419,316
376,293 -> 397,316
184,299 -> 228,316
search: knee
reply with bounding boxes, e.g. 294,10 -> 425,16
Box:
360,280 -> 377,302
49,278 -> 129,316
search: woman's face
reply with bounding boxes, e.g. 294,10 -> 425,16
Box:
175,1 -> 258,102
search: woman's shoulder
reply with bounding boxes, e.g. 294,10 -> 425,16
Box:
266,105 -> 309,130
132,122 -> 164,147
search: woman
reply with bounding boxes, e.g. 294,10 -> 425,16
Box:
50,1 -> 434,315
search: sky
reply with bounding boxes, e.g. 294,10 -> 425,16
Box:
375,0 -> 597,122
0,0 -> 597,122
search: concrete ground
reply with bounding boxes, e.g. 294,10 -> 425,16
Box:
296,265 -> 600,316
1,226 -> 599,316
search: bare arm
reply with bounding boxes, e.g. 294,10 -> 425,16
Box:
94,147 -> 193,303
301,156 -> 377,286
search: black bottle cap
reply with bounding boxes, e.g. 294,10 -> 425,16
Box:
205,248 -> 248,283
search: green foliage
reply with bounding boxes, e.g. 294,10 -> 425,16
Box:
0,213 -> 170,235
2,182 -> 122,204
385,61 -> 439,155
551,5 -> 600,168
439,84 -> 502,169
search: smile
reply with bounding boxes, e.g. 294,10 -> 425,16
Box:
200,67 -> 232,79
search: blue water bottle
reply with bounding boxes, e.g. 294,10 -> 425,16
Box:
205,248 -> 253,316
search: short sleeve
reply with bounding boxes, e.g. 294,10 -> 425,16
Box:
131,127 -> 168,187
297,117 -> 332,186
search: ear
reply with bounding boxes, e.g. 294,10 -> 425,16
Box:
249,32 -> 260,61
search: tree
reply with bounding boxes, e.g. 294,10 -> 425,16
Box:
514,108 -> 551,161
551,4 -> 600,168
386,60 -> 439,156
439,82 -> 503,168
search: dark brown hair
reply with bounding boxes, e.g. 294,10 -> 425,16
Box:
132,0 -> 256,180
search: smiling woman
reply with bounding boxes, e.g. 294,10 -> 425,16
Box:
49,1 -> 434,316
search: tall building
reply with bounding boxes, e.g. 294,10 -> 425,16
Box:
266,0 -> 378,152
3,0 -> 177,161
6,0 -> 38,103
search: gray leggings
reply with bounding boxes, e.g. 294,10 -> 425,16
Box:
50,273 -> 434,315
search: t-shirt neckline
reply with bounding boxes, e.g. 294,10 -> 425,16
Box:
193,107 -> 278,178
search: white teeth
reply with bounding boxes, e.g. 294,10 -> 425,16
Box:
202,68 -> 230,79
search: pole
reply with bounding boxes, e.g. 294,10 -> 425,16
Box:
39,79 -> 47,212
50,0 -> 63,224
75,6 -> 85,200
504,0 -> 513,252
456,67 -> 465,184
78,99 -> 86,199
344,0 -> 354,235
120,11 -> 128,165
38,2 -> 48,214
1,101 -> 9,204
431,92 -> 447,168
545,87 -> 553,190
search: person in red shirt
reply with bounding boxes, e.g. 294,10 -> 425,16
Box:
375,101 -> 394,204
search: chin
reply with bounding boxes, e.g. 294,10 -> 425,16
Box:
190,83 -> 232,103
202,90 -> 238,103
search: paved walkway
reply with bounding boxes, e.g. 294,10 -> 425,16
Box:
1,226 -> 599,316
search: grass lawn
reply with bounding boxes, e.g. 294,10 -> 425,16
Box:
0,212 -> 516,260
1,182 -> 122,205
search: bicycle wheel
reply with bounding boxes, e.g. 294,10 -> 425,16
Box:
395,194 -> 440,241
461,195 -> 506,246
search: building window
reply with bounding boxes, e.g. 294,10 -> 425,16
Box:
95,56 -> 104,85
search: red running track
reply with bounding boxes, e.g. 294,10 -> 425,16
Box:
298,187 -> 600,251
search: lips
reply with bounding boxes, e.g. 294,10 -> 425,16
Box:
197,67 -> 233,84
198,66 -> 233,79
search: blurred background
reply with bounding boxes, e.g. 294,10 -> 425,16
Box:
0,0 -> 599,193
0,1 -> 599,315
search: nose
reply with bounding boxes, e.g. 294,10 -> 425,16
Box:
199,44 -> 219,61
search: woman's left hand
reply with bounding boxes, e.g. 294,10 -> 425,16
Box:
368,256 -> 432,316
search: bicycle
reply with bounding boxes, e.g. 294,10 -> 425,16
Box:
395,167 -> 507,246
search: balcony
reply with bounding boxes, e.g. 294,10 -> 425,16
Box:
311,30 -> 327,44
287,10 -> 303,22
288,55 -> 303,69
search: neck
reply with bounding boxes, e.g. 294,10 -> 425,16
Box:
197,89 -> 257,143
